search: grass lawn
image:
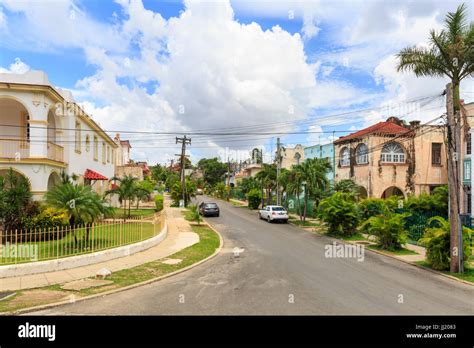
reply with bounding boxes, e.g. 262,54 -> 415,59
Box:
368,245 -> 418,255
112,208 -> 156,218
0,222 -> 156,265
0,224 -> 220,313
416,260 -> 474,283
288,218 -> 321,227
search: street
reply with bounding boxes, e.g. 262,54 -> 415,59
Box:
32,197 -> 474,315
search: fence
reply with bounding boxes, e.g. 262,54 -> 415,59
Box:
0,211 -> 165,265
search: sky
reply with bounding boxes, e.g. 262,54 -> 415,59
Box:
0,0 -> 473,165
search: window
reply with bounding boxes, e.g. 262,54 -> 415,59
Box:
340,147 -> 350,166
432,143 -> 442,165
356,143 -> 368,164
381,142 -> 405,163
85,135 -> 90,152
112,149 -> 115,164
106,146 -> 110,163
102,142 -> 106,164
93,136 -> 98,161
75,122 -> 81,153
464,160 -> 471,181
467,133 -> 471,155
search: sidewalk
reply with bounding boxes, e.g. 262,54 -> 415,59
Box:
0,205 -> 199,292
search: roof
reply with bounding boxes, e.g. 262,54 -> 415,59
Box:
120,140 -> 132,148
84,169 -> 108,181
334,121 -> 410,144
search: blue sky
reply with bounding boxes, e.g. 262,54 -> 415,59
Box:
0,0 -> 472,164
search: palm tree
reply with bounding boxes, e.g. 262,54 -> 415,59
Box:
277,168 -> 291,205
255,164 -> 277,205
106,175 -> 140,218
397,3 -> 474,273
286,166 -> 304,219
296,158 -> 331,221
46,183 -> 111,246
397,3 -> 474,112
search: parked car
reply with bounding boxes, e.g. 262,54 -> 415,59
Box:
259,205 -> 288,223
199,202 -> 220,217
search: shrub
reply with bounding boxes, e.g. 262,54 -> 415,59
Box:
419,216 -> 472,270
358,198 -> 387,220
247,189 -> 262,210
361,212 -> 409,250
405,192 -> 447,216
22,207 -> 68,230
318,192 -> 360,236
214,182 -> 227,199
155,194 -> 164,212
188,204 -> 202,225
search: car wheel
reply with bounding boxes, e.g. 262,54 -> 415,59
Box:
267,216 -> 271,223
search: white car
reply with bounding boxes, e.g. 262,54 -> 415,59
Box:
259,205 -> 289,223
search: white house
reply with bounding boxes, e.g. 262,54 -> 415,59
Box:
0,70 -> 118,200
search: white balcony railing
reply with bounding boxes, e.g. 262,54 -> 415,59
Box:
0,139 -> 64,163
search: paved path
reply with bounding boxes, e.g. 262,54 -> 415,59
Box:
32,197 -> 474,315
0,208 -> 198,291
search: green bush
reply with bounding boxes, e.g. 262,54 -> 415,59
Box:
358,198 -> 387,220
318,192 -> 360,236
361,212 -> 409,250
155,194 -> 164,212
188,204 -> 202,225
22,206 -> 68,230
247,189 -> 262,210
419,216 -> 472,270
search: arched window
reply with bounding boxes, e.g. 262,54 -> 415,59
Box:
381,142 -> 405,163
356,143 -> 368,164
340,147 -> 350,166
75,121 -> 81,153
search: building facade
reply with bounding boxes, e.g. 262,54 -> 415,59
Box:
461,101 -> 474,216
304,142 -> 335,183
279,144 -> 304,170
334,117 -> 448,199
0,70 -> 117,199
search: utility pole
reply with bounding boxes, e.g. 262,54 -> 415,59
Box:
446,83 -> 461,273
276,137 -> 281,206
176,135 -> 191,207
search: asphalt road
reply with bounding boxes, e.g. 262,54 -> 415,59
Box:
32,197 -> 474,315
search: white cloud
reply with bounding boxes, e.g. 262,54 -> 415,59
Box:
0,57 -> 30,74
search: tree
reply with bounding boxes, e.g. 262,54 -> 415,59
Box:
170,179 -> 196,206
106,175 -> 146,218
255,164 -> 277,205
397,3 -> 474,272
294,158 -> 331,221
239,177 -> 260,195
197,158 -> 228,187
46,183 -> 111,246
334,179 -> 361,197
247,188 -> 262,210
0,168 -> 32,231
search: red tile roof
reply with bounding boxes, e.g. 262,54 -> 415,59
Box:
334,121 -> 410,144
84,169 -> 108,181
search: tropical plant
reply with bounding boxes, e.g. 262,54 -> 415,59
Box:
46,183 -> 112,245
239,177 -> 260,195
155,194 -> 164,212
169,179 -> 197,207
397,3 -> 474,113
0,168 -> 32,231
361,212 -> 410,250
255,164 -> 277,205
334,179 -> 361,197
106,175 -> 149,218
318,192 -> 360,236
188,204 -> 203,225
294,158 -> 331,221
419,216 -> 472,270
247,188 -> 262,210
214,182 -> 228,199
359,198 -> 387,220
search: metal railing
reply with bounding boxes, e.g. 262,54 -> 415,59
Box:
0,212 -> 165,265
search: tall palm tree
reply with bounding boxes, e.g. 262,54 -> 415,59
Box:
286,166 -> 304,219
46,183 -> 111,246
296,158 -> 331,221
255,164 -> 277,205
106,175 -> 141,218
397,3 -> 474,273
397,3 -> 474,111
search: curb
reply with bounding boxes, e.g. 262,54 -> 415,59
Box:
1,221 -> 224,315
292,224 -> 474,288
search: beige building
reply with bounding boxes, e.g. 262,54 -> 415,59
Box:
334,117 -> 448,198
461,101 -> 474,216
234,163 -> 262,184
279,144 -> 304,169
